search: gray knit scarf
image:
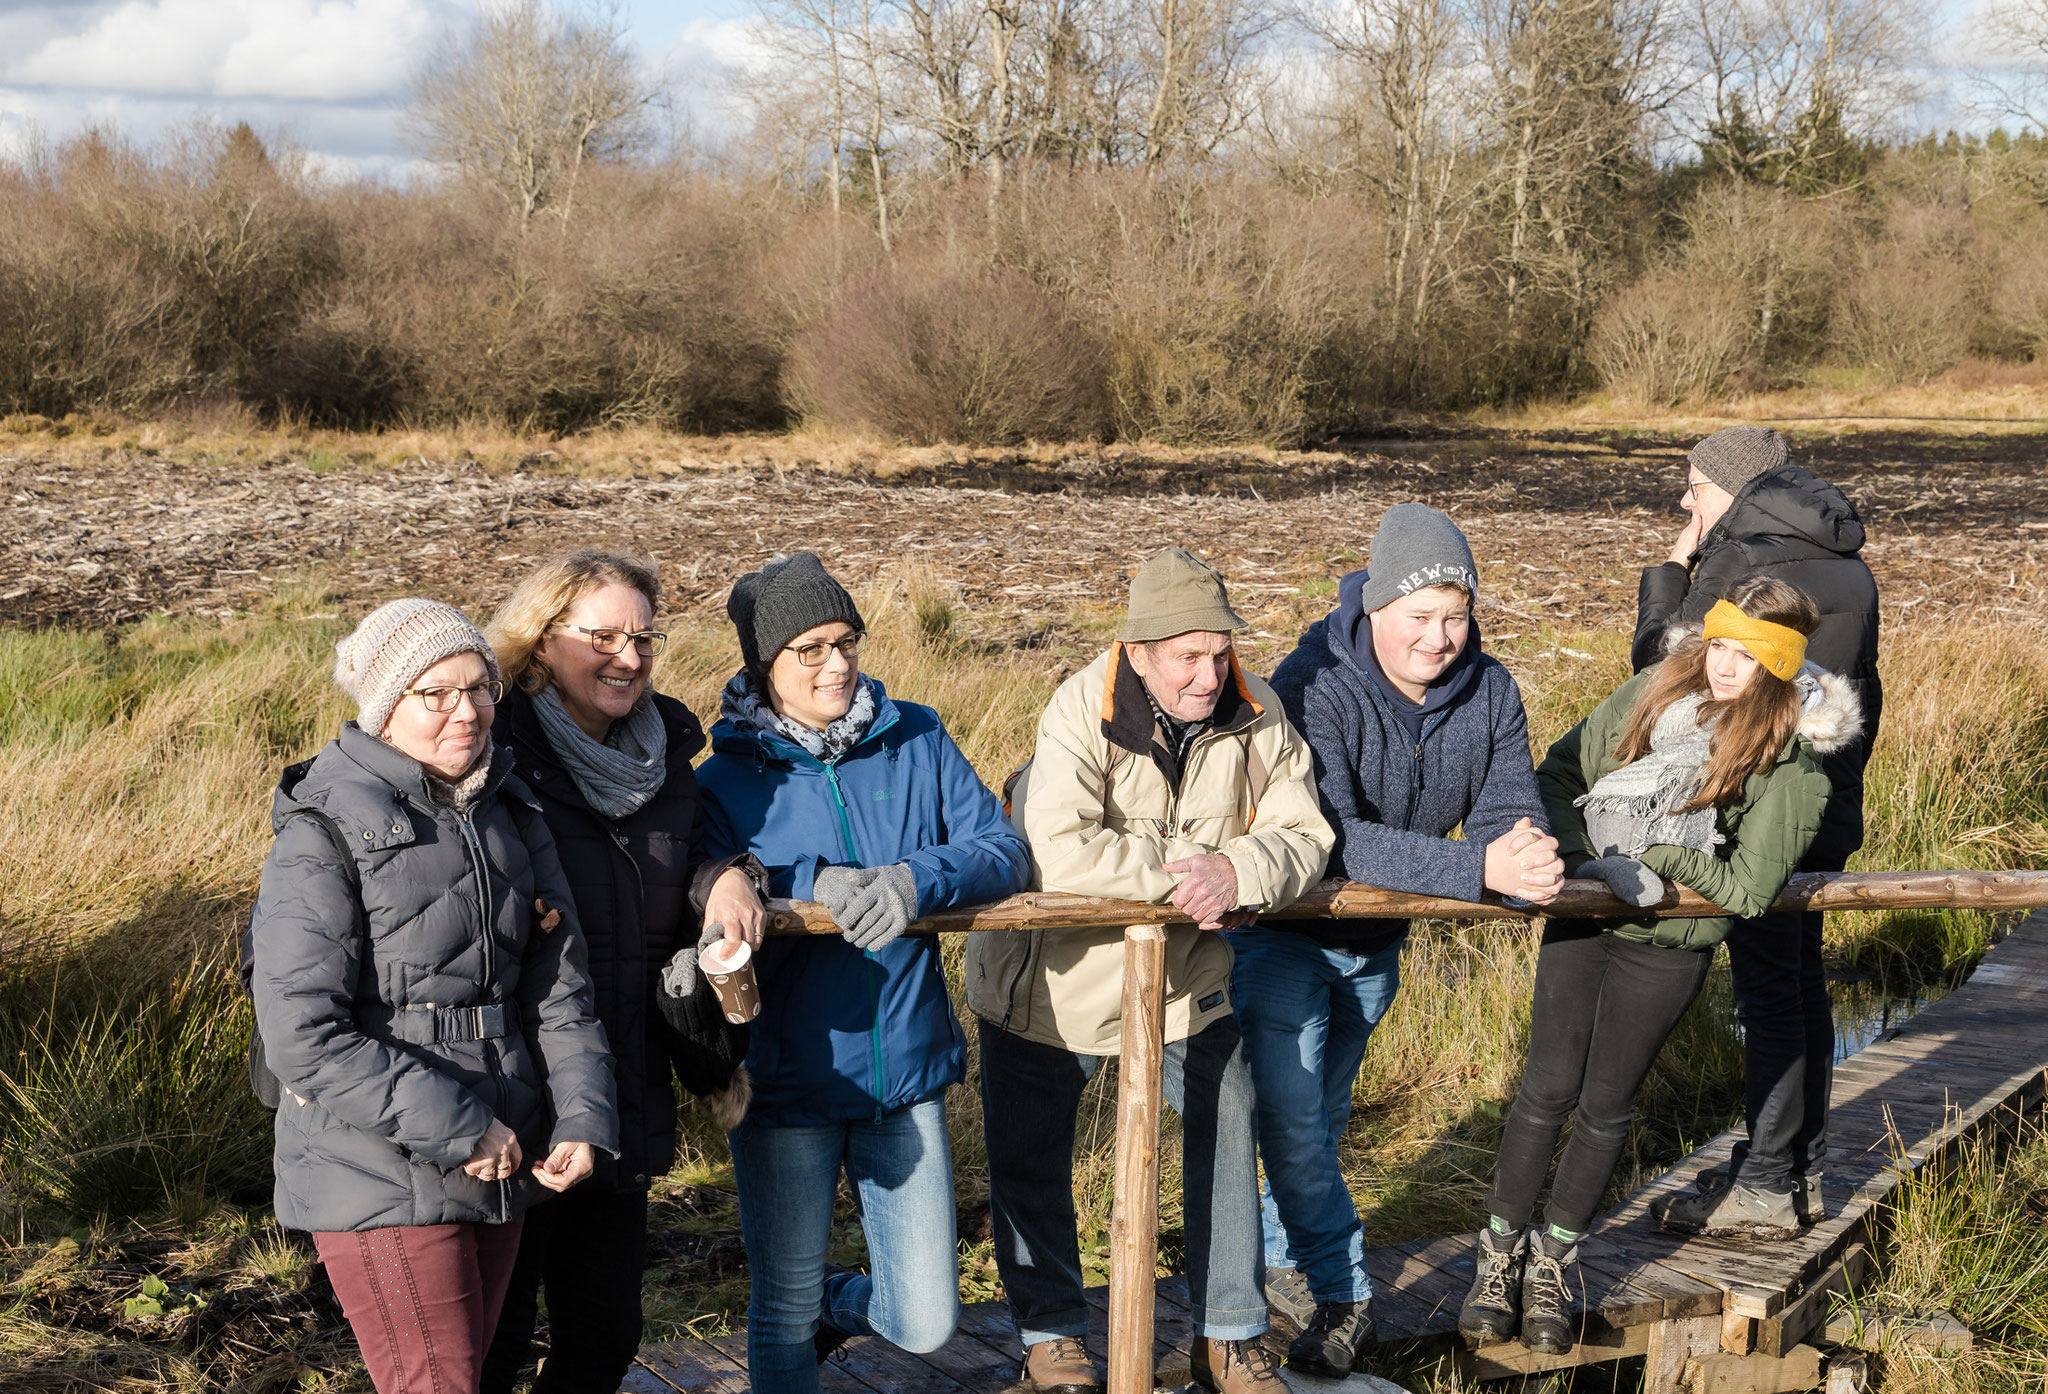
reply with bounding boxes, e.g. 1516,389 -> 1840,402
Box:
722,670 -> 877,764
1576,693 -> 1726,859
533,685 -> 668,820
424,745 -> 496,811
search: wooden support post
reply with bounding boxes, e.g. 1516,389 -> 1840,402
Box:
1109,925 -> 1167,1394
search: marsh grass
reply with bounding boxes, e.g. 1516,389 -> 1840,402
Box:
1,585 -> 2045,1380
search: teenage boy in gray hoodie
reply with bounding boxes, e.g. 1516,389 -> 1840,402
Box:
1241,504 -> 1565,1377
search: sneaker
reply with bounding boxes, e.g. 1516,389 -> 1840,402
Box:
1192,1336 -> 1286,1392
1262,1265 -> 1315,1329
1697,1166 -> 1825,1224
1023,1335 -> 1102,1392
1287,1300 -> 1378,1377
1519,1230 -> 1578,1356
1458,1227 -> 1525,1347
1655,1179 -> 1802,1239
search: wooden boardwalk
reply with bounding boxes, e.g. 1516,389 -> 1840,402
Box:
627,912 -> 2048,1392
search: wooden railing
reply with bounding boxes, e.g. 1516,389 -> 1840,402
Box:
761,868 -> 2048,1394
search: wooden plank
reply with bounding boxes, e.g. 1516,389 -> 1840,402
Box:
1758,1244 -> 1872,1359
703,1331 -> 894,1394
1465,1319 -> 1652,1380
1823,1306 -> 1975,1354
632,1343 -> 753,1394
1722,1309 -> 1756,1355
1682,1343 -> 1825,1393
1580,1236 -> 1724,1319
1645,1315 -> 1723,1393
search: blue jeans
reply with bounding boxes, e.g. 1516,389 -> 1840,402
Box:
979,1014 -> 1267,1346
1228,929 -> 1402,1305
728,1097 -> 962,1394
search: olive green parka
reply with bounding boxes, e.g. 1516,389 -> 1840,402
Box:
1538,649 -> 1863,951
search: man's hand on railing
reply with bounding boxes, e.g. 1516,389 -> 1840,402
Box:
1164,853 -> 1242,930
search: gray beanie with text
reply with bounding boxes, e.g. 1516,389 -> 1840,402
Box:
1352,503 -> 1480,615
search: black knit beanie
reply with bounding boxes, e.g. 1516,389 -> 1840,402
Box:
727,552 -> 866,675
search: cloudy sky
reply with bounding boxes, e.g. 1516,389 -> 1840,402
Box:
0,0 -> 759,175
0,0 -> 2008,177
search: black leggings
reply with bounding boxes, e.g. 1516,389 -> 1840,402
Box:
1486,922 -> 1712,1236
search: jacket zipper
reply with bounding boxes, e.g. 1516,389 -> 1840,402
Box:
458,808 -> 509,1223
822,760 -> 887,1124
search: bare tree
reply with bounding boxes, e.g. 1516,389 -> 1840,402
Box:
1684,0 -> 1930,188
405,0 -> 657,227
1971,0 -> 2048,132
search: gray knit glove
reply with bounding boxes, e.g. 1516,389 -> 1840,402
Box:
1580,856 -> 1665,909
659,920 -> 730,1000
813,864 -> 879,922
840,862 -> 919,951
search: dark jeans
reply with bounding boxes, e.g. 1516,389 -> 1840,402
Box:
481,1185 -> 648,1394
1725,908 -> 1833,1193
979,1014 -> 1267,1344
1487,924 -> 1711,1236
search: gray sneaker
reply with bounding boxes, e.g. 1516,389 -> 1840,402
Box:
1654,1180 -> 1802,1239
1697,1166 -> 1824,1224
1263,1266 -> 1315,1329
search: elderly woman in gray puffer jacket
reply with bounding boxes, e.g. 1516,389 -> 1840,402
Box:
250,599 -> 619,1394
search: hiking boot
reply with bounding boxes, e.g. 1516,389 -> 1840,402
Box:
1287,1300 -> 1378,1377
1697,1166 -> 1825,1225
1519,1230 -> 1579,1356
1191,1336 -> 1286,1392
1023,1335 -> 1102,1392
1262,1265 -> 1315,1329
1655,1179 -> 1802,1239
814,1320 -> 851,1363
1458,1226 -> 1526,1348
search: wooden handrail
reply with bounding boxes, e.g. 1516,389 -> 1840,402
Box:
760,868 -> 2048,936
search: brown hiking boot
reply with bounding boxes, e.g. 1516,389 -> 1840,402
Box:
1023,1335 -> 1102,1392
1191,1336 -> 1286,1392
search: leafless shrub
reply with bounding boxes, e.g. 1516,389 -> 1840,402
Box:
787,252 -> 1109,445
1832,204 -> 1977,386
1589,269 -> 1749,405
1675,179 -> 1844,374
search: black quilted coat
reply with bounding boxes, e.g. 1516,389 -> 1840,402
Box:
494,688 -> 749,1191
250,724 -> 619,1232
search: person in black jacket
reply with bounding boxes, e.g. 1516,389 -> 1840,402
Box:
481,550 -> 766,1394
1632,426 -> 1883,1236
251,598 -> 617,1394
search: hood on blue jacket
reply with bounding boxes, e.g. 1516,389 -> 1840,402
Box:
1326,567 -> 1485,726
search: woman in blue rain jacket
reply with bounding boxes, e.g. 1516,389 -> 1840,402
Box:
695,552 -> 1030,1394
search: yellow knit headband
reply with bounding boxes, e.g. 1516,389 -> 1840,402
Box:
1701,599 -> 1807,681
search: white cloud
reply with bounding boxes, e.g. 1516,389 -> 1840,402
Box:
7,0 -> 459,103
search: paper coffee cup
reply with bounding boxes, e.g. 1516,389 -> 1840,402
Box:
702,938 -> 761,1024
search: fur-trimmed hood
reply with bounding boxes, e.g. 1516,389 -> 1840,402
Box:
1659,622 -> 1863,757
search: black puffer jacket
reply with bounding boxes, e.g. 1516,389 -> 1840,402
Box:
495,688 -> 749,1192
1633,464 -> 1883,869
251,724 -> 619,1233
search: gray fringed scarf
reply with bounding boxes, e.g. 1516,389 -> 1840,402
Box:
722,670 -> 877,764
1576,692 -> 1726,859
533,685 -> 668,820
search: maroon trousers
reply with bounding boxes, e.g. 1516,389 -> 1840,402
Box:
316,1218 -> 525,1394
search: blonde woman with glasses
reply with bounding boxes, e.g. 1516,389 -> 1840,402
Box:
481,550 -> 768,1394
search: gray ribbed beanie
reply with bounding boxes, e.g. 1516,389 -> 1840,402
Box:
1689,426 -> 1788,496
1353,503 -> 1479,614
334,598 -> 500,737
727,552 -> 865,675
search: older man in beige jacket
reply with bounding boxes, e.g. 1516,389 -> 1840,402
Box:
966,549 -> 1333,1394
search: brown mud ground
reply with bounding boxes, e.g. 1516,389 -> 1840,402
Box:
3,432 -> 2043,645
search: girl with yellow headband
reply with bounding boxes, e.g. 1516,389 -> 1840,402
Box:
1458,575 -> 1862,1358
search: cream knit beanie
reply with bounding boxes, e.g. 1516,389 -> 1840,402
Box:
334,598 -> 500,737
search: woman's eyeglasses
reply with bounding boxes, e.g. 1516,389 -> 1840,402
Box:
553,625 -> 668,657
783,633 -> 865,667
402,681 -> 506,713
